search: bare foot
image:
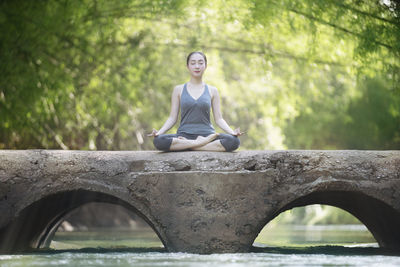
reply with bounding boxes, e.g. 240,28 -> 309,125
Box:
195,133 -> 218,147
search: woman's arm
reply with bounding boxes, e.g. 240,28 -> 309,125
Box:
211,87 -> 237,135
151,86 -> 181,136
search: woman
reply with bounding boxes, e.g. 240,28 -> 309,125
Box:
149,51 -> 242,151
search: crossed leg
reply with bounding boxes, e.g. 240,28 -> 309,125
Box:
169,133 -> 219,151
154,133 -> 239,152
191,140 -> 226,151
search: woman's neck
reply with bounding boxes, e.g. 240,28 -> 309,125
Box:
189,76 -> 203,85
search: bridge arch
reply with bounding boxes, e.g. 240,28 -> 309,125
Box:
0,189 -> 167,253
253,189 -> 400,249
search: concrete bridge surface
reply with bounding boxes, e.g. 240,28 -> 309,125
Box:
0,150 -> 400,254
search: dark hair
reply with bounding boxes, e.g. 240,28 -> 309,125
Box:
186,51 -> 207,66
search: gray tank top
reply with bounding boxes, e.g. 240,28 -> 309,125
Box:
177,83 -> 215,135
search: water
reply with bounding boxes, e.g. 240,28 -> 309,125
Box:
2,250 -> 400,267
2,248 -> 400,267
1,226 -> 400,267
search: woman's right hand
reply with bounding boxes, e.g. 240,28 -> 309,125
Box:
147,128 -> 159,137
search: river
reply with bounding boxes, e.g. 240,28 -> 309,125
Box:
1,225 -> 400,267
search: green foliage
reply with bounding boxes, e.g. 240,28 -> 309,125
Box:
0,0 -> 399,151
285,76 -> 400,149
0,0 -> 187,149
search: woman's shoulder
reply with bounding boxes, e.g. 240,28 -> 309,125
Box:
174,83 -> 185,89
172,84 -> 185,97
206,84 -> 218,91
206,84 -> 218,98
173,84 -> 185,91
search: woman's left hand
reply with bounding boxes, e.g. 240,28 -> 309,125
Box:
232,127 -> 244,136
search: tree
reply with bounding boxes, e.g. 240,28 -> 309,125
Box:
0,0 -> 398,150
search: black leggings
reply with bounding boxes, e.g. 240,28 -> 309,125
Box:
153,133 -> 240,152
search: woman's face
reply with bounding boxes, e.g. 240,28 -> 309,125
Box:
187,53 -> 207,77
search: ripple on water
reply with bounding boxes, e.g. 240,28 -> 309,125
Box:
2,250 -> 400,267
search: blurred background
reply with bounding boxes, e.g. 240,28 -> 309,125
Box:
1,0 -> 399,151
1,0 -> 399,248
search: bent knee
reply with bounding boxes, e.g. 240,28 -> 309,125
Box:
220,134 -> 240,152
153,136 -> 172,151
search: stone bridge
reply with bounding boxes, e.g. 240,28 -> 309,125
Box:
0,150 -> 400,254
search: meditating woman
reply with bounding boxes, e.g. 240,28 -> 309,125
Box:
148,51 -> 242,151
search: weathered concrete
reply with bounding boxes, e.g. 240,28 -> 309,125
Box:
0,150 -> 400,253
